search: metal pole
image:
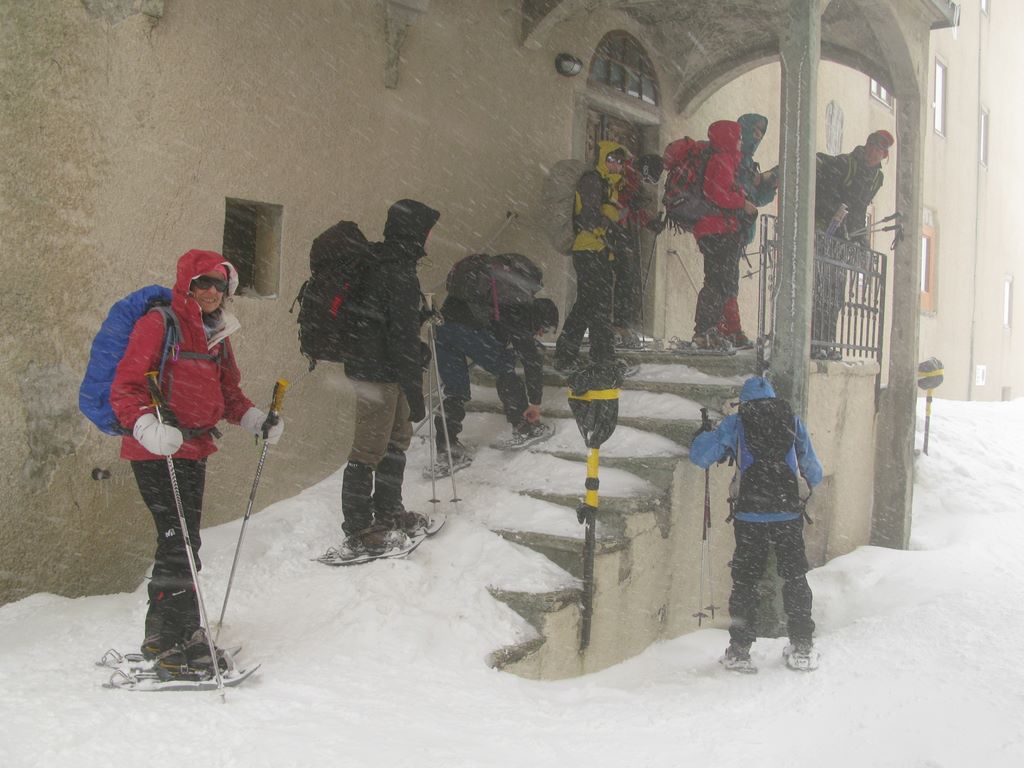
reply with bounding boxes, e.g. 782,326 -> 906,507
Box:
423,294 -> 460,511
145,372 -> 225,700
579,447 -> 599,652
217,380 -> 288,639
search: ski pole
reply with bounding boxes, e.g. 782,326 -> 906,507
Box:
478,210 -> 519,253
694,407 -> 719,626
144,372 -> 226,700
638,227 -> 662,349
216,379 -> 288,640
424,294 -> 461,512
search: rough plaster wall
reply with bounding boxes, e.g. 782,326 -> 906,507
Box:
1,1 -> 125,601
806,362 -> 878,560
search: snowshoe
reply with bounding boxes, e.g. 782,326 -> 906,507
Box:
670,332 -> 736,357
386,508 -> 445,537
104,649 -> 258,692
724,331 -> 754,350
423,449 -> 473,479
98,644 -> 242,673
783,641 -> 820,672
154,629 -> 230,680
491,422 -> 555,451
719,643 -> 758,674
315,527 -> 424,567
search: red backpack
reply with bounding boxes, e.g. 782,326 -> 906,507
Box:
661,137 -> 720,232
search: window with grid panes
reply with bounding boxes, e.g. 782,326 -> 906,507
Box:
588,31 -> 659,106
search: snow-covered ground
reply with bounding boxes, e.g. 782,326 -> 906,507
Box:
2,398 -> 1023,768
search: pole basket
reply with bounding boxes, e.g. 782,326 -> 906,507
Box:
567,363 -> 623,449
916,357 -> 944,390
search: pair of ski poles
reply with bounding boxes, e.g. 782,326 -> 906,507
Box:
421,294 -> 462,514
145,372 -> 287,698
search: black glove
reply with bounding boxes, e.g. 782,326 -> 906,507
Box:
406,391 -> 426,423
420,341 -> 432,371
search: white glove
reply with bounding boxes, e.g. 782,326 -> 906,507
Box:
133,413 -> 183,456
241,407 -> 284,445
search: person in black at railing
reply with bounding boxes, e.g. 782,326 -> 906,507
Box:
812,129 -> 894,360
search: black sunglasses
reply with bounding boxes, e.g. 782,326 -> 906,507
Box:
191,275 -> 228,293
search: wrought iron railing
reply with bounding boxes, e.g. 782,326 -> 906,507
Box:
757,215 -> 887,371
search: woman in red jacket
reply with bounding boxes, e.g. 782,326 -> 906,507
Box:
692,120 -> 758,349
110,249 -> 284,676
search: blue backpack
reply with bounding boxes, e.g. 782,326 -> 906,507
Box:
79,285 -> 180,435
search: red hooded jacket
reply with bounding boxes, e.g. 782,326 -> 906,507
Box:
692,120 -> 747,240
111,249 -> 254,461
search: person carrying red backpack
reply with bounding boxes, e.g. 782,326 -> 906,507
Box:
110,249 -> 284,676
691,120 -> 758,350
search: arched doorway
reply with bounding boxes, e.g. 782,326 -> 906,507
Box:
582,30 -> 662,342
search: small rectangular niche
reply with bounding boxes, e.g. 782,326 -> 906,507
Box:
223,198 -> 283,298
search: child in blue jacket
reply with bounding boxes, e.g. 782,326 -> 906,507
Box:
690,375 -> 823,672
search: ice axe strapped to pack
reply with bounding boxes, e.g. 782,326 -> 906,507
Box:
566,363 -> 623,653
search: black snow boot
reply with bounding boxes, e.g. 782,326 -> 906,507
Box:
435,395 -> 467,453
342,460 -> 375,536
372,443 -> 407,527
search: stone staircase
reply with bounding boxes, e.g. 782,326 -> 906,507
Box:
457,346 -> 757,679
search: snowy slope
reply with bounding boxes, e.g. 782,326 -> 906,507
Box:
2,399 -> 1023,768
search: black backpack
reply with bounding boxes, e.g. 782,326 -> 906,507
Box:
446,253 -> 542,326
292,221 -> 377,370
736,397 -> 801,513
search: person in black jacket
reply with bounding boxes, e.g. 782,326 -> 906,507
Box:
432,253 -> 558,475
812,129 -> 893,359
340,199 -> 440,559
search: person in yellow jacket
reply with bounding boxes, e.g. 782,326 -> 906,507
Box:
554,141 -> 629,371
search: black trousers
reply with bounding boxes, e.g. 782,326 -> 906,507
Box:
557,250 -> 616,364
812,267 -> 846,348
612,233 -> 642,330
132,458 -> 206,642
728,518 -> 815,646
694,232 -> 744,335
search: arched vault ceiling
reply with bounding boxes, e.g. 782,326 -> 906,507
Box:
521,0 -> 957,114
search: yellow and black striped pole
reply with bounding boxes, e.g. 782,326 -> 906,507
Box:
567,372 -> 622,654
917,358 -> 944,455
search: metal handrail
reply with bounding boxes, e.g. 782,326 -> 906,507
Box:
757,215 -> 887,378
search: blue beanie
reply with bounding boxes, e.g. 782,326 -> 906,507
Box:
739,376 -> 776,402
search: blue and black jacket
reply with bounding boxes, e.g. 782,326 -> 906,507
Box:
690,376 -> 823,523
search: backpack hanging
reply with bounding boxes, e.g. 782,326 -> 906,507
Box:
733,397 -> 801,514
292,220 -> 378,370
79,286 -> 180,435
446,253 -> 543,324
661,137 -> 721,232
540,158 -> 592,254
